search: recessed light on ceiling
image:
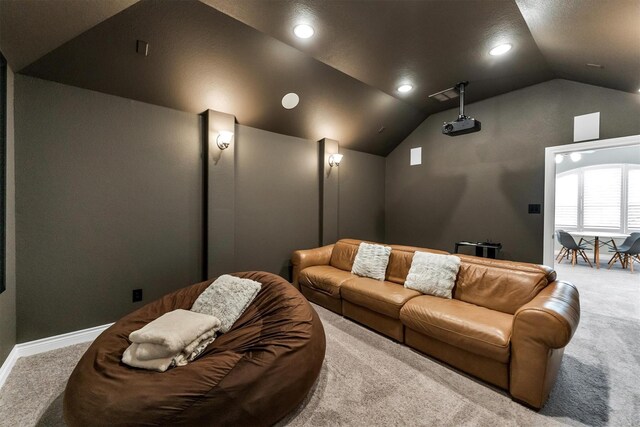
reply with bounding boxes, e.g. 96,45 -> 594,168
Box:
397,84 -> 413,93
489,43 -> 512,56
293,24 -> 314,39
570,152 -> 582,162
282,93 -> 300,109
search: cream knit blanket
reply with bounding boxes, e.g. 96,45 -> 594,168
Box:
129,309 -> 220,352
122,309 -> 221,372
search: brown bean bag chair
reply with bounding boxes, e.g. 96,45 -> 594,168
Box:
63,271 -> 326,426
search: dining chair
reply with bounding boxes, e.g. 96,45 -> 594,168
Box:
607,232 -> 640,270
557,231 -> 593,267
555,230 -> 572,262
618,236 -> 640,273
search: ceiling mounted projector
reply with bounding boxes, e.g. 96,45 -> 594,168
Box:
441,81 -> 481,137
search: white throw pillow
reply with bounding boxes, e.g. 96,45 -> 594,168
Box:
351,242 -> 392,281
404,251 -> 461,299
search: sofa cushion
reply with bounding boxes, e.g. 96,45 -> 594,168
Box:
454,256 -> 551,314
351,242 -> 392,281
400,295 -> 512,363
386,246 -> 449,285
330,239 -> 361,271
404,251 -> 461,298
341,278 -> 421,319
299,265 -> 356,298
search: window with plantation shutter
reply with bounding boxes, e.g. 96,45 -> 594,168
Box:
583,167 -> 621,229
628,168 -> 640,231
555,164 -> 639,233
555,174 -> 579,228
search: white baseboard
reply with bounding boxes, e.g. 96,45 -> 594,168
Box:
0,322 -> 113,390
14,323 -> 113,358
0,346 -> 19,391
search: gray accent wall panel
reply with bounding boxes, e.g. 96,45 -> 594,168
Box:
235,125 -> 319,279
0,65 -> 16,364
385,79 -> 640,263
339,148 -> 385,243
203,109 -> 236,279
319,138 -> 339,246
15,76 -> 202,342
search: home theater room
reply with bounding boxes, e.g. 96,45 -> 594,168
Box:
0,0 -> 639,425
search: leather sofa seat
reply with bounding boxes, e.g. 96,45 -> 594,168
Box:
401,296 -> 512,363
298,265 -> 355,298
341,278 -> 421,319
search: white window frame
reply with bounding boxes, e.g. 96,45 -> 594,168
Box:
627,165 -> 640,231
556,164 -> 637,234
543,135 -> 640,266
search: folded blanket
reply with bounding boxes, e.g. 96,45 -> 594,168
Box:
123,328 -> 219,371
128,309 -> 221,353
173,335 -> 216,366
135,328 -> 217,361
122,344 -> 175,373
191,274 -> 261,333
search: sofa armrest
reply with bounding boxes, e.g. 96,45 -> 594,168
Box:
291,245 -> 334,290
510,280 -> 580,408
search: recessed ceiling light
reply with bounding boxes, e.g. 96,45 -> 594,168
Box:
282,93 -> 300,109
489,43 -> 512,56
570,152 -> 582,162
293,24 -> 314,39
555,154 -> 564,164
397,84 -> 413,93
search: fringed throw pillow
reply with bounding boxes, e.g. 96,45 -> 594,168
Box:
404,251 -> 461,298
351,242 -> 392,281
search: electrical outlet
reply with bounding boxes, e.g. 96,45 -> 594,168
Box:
528,204 -> 541,214
132,289 -> 143,302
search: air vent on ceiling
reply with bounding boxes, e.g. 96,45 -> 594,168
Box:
428,87 -> 459,102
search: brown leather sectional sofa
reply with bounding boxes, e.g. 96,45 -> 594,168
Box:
291,239 -> 580,409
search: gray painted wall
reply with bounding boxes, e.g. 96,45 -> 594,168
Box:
234,125 -> 319,279
385,79 -> 640,263
15,76 -> 202,342
0,66 -> 16,364
339,148 -> 385,242
11,77 -> 386,343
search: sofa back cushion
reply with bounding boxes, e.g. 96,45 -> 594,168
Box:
453,255 -> 555,314
330,239 -> 362,271
329,239 -> 449,285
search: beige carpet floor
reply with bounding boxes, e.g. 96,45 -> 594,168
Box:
1,263 -> 638,426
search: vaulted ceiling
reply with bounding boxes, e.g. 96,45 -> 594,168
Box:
1,0 -> 638,155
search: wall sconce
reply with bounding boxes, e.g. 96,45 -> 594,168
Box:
216,131 -> 234,150
328,153 -> 343,167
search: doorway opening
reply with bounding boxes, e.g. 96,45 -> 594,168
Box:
543,135 -> 640,272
